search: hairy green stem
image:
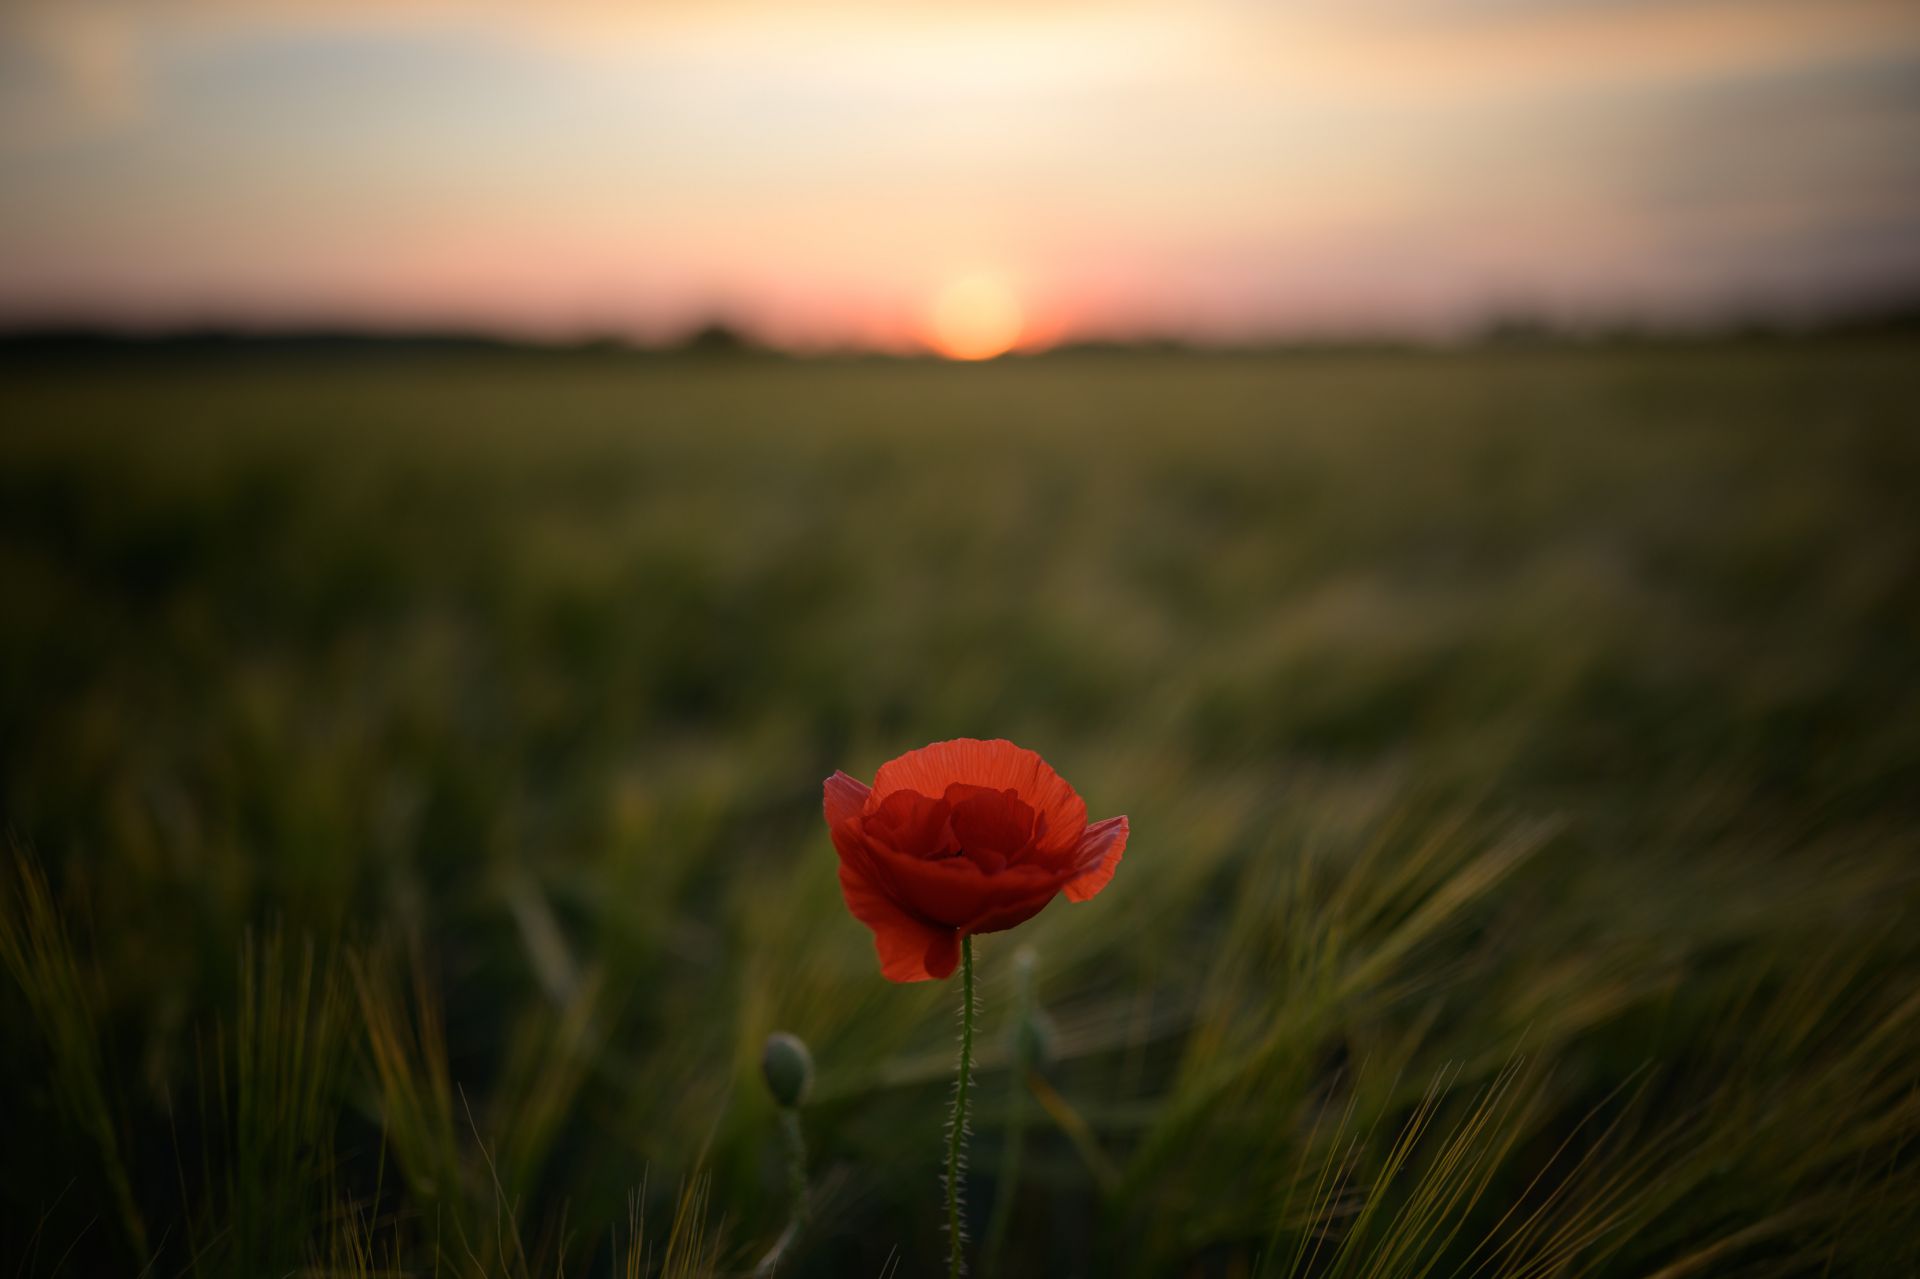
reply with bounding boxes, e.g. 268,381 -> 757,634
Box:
752,1109 -> 809,1277
947,935 -> 976,1279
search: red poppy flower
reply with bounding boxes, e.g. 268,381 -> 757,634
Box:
824,738 -> 1129,982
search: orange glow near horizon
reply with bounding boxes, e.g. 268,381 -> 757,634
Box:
0,2 -> 1917,341
927,275 -> 1024,361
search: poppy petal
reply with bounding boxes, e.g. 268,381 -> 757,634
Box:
962,885 -> 1067,936
946,784 -> 1038,860
868,788 -> 958,859
922,929 -> 962,980
824,770 -> 870,829
870,843 -> 1058,930
837,859 -> 958,982
873,739 -> 1087,853
1062,816 -> 1128,903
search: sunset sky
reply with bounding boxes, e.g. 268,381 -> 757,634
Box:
3,0 -> 1918,351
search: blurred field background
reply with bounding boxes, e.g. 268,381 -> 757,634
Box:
3,339 -> 1918,1276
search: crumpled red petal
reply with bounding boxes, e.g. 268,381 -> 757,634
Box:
863,834 -> 1058,930
871,739 -> 1087,855
836,859 -> 961,982
824,770 -> 871,829
1062,815 -> 1129,903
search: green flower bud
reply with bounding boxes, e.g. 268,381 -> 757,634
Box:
761,1031 -> 814,1108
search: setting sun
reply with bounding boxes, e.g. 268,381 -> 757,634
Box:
927,275 -> 1024,361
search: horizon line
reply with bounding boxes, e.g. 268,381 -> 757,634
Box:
4,304 -> 1920,360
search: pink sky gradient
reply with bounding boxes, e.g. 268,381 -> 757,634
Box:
2,0 -> 1918,350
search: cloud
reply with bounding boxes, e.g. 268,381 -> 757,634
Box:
0,2 -> 144,151
1231,0 -> 1920,105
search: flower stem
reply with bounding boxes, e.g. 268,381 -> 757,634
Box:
752,1109 -> 809,1277
780,1108 -> 809,1230
947,934 -> 976,1279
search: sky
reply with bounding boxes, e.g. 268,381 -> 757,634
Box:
2,0 -> 1918,353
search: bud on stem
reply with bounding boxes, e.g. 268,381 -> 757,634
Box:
754,1032 -> 814,1277
761,1031 -> 814,1109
